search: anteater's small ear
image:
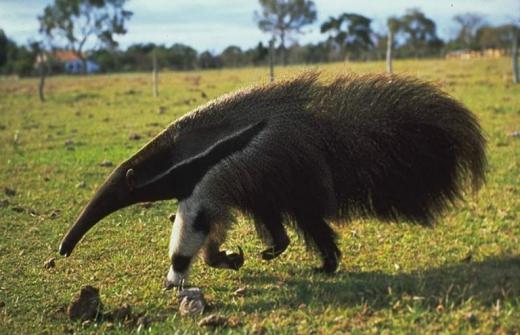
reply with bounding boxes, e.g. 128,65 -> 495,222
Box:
126,168 -> 135,191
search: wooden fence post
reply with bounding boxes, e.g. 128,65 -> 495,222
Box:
152,49 -> 159,97
38,52 -> 46,102
386,30 -> 393,74
269,38 -> 275,82
513,28 -> 519,84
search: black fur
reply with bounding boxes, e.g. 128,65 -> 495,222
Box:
172,254 -> 191,273
192,209 -> 211,234
253,210 -> 290,260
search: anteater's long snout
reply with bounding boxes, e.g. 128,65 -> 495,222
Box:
59,179 -> 126,257
59,199 -> 105,256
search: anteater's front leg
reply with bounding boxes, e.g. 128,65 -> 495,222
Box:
164,201 -> 210,289
202,223 -> 244,270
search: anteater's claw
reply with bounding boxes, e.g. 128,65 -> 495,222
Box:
163,279 -> 176,291
163,278 -> 186,291
261,246 -> 286,261
225,247 -> 244,270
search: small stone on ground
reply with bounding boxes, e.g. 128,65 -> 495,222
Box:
233,287 -> 247,297
44,257 -> 56,269
75,181 -> 86,189
4,187 -> 16,197
67,285 -> 102,322
112,303 -> 132,321
99,160 -> 113,167
178,287 -> 206,316
198,314 -> 229,328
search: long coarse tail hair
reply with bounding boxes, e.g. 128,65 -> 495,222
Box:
309,73 -> 487,224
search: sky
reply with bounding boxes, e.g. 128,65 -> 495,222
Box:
0,0 -> 518,52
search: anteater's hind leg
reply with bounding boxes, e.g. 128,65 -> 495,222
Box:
294,212 -> 341,273
254,211 -> 290,260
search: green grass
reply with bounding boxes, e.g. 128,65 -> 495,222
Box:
0,58 -> 519,334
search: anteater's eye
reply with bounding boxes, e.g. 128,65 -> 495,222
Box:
126,168 -> 135,191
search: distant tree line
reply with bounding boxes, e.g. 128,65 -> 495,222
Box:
0,8 -> 519,77
0,30 -> 42,76
91,42 -> 270,72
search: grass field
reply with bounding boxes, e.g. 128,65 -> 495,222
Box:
0,58 -> 519,334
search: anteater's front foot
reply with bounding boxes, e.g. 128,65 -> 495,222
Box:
221,247 -> 244,270
163,267 -> 188,290
163,278 -> 176,290
204,247 -> 244,270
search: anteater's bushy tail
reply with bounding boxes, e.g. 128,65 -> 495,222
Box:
312,74 -> 486,225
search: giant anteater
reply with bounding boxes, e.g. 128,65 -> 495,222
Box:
59,73 -> 486,287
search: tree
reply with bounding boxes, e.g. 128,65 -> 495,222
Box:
321,13 -> 373,61
123,43 -> 154,71
11,46 -> 36,77
198,51 -> 222,69
255,0 -> 317,66
169,43 -> 197,70
91,48 -> 122,72
302,41 -> 329,63
220,46 -> 244,67
246,42 -> 269,66
38,0 -> 132,73
453,13 -> 485,49
0,29 -> 8,68
400,9 -> 442,58
0,30 -> 27,75
476,24 -> 518,49
29,41 -> 48,102
0,31 -> 40,77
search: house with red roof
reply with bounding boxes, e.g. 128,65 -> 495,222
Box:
50,50 -> 100,74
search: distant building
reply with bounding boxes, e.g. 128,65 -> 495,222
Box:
445,48 -> 506,60
54,50 -> 100,74
36,51 -> 100,74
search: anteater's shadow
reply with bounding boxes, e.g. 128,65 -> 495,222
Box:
234,256 -> 519,312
